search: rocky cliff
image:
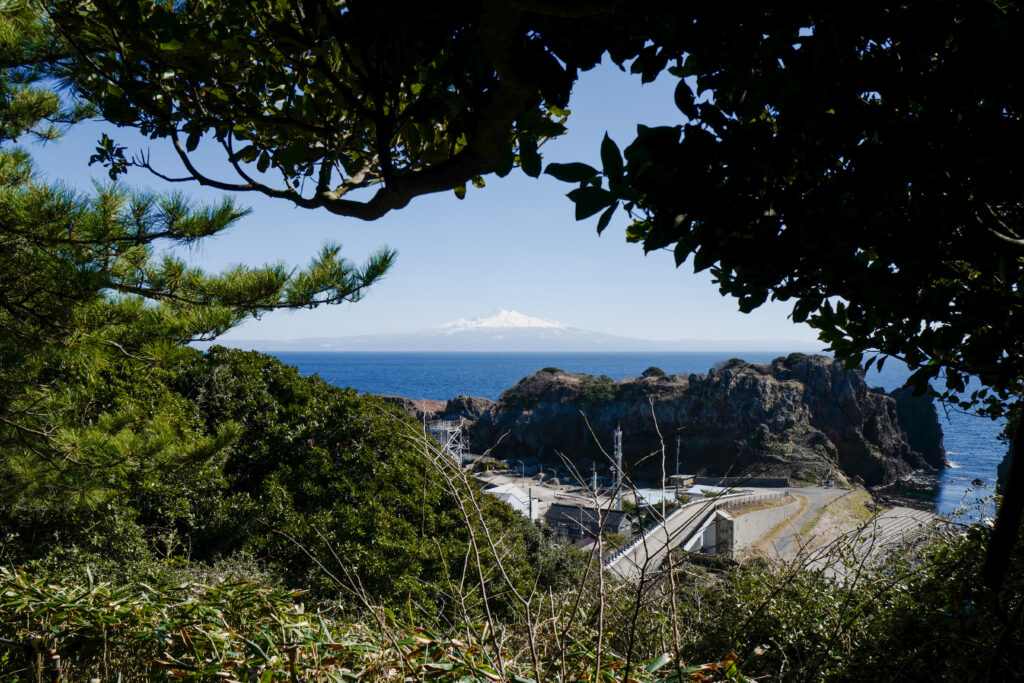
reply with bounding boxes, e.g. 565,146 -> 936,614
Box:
376,395 -> 447,421
441,355 -> 945,487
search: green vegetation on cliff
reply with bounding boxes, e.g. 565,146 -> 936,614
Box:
2,345 -> 562,611
2,1 -> 1023,679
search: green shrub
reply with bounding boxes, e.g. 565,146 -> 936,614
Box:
642,366 -> 667,377
0,347 -> 550,612
653,521 -> 1024,680
604,532 -> 628,550
0,561 -> 737,682
163,347 -> 543,607
5,485 -> 1020,682
578,374 -> 618,404
713,358 -> 748,371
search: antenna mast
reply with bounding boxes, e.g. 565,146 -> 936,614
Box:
614,425 -> 623,512
675,435 -> 681,478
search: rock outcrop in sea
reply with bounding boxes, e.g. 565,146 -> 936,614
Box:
424,355 -> 945,487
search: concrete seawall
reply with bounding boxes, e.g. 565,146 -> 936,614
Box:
694,476 -> 790,487
718,499 -> 801,553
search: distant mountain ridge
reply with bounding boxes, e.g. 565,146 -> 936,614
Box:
209,309 -> 824,352
437,309 -> 565,332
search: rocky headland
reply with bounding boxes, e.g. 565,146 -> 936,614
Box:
388,354 -> 946,488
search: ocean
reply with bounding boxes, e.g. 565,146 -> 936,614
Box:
268,351 -> 1004,518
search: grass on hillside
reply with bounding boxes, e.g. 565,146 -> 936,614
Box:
799,487 -> 876,537
3,415 -> 1021,681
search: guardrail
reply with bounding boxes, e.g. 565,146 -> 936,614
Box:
715,491 -> 788,510
604,505 -> 687,567
603,492 -> 765,569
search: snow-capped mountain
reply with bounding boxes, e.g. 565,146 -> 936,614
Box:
208,309 -> 824,353
437,309 -> 565,332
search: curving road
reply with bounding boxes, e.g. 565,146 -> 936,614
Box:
766,487 -> 847,558
606,491 -> 780,579
607,487 -> 846,580
605,485 -> 942,583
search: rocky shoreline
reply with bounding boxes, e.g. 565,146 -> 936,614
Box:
870,472 -> 943,510
380,354 -> 946,489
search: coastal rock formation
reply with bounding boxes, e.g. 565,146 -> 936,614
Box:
444,395 -> 496,422
376,395 -> 446,421
451,355 -> 945,487
890,386 -> 947,470
998,450 -> 1011,494
376,394 -> 496,425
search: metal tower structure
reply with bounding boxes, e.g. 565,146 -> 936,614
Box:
426,419 -> 466,463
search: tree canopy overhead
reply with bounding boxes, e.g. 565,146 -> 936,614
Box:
548,0 -> 1024,586
0,1 -> 396,508
37,0 -> 1024,585
49,0 -> 628,218
48,0 -> 1023,409
57,0 -> 1023,409
550,0 -> 1024,418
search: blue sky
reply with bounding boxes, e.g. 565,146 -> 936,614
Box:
26,61 -> 818,344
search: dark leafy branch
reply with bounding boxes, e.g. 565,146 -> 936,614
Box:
547,0 -> 1024,587
48,0 -> 620,218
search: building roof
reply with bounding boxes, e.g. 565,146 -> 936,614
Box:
544,503 -> 630,530
483,483 -> 534,518
485,483 -> 529,501
634,489 -> 679,507
687,484 -> 741,496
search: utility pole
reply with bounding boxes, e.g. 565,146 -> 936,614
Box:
675,435 -> 681,479
614,425 -> 623,512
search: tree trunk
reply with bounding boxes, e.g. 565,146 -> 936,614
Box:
983,408 -> 1024,589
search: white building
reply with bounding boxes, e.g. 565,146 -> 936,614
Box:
686,484 -> 742,499
634,488 -> 680,508
483,483 -> 538,519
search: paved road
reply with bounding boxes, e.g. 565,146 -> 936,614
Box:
767,487 -> 848,558
606,499 -> 713,580
605,486 -> 858,580
606,491 -> 787,580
